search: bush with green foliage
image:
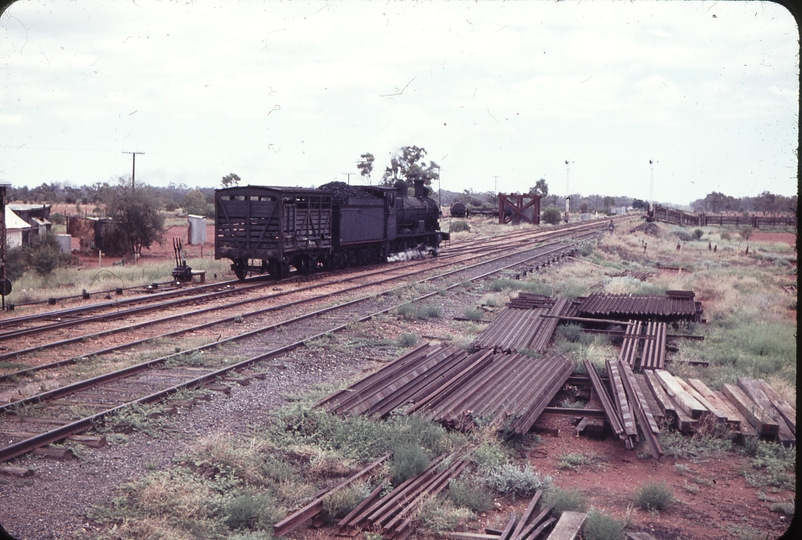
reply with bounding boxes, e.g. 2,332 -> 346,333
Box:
322,481 -> 372,521
182,188 -> 215,218
739,226 -> 754,241
103,184 -> 166,256
389,442 -> 431,485
692,229 -> 704,240
223,492 -> 280,531
462,307 -> 485,321
670,229 -> 692,242
542,207 -> 563,225
396,333 -> 419,347
448,477 -> 493,512
583,509 -> 626,540
418,496 -> 475,534
544,488 -> 587,517
635,481 -> 673,512
483,463 -> 551,496
450,220 -> 471,233
6,233 -> 75,278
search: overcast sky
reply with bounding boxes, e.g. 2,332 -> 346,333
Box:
0,0 -> 798,206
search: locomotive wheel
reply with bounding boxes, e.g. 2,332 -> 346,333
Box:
232,258 -> 247,280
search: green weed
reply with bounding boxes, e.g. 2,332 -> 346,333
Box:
543,487 -> 587,517
582,509 -> 626,540
635,481 -> 674,513
448,477 -> 494,512
483,463 -> 552,497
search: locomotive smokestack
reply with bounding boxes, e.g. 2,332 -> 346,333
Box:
413,179 -> 425,198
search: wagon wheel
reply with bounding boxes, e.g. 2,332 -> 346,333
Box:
231,258 -> 247,280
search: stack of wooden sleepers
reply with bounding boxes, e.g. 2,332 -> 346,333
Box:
317,343 -> 573,436
641,370 -> 795,445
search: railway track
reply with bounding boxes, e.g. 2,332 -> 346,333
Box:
0,219 -> 616,462
0,219 -> 618,368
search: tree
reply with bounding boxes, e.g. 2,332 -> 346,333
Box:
104,183 -> 166,257
632,198 -> 649,211
381,146 -> 440,187
542,207 -> 562,225
221,173 -> 241,188
182,189 -> 214,217
603,196 -> 616,210
357,153 -> 375,182
529,179 -> 549,197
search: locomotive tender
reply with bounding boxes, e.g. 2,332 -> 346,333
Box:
215,179 -> 448,279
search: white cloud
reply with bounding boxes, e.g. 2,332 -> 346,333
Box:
0,0 -> 796,203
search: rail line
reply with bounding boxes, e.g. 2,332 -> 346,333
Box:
0,219 -> 619,364
0,221 -> 612,462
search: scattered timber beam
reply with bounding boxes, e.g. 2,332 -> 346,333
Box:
756,379 -> 795,435
653,370 -> 707,419
738,377 -> 789,442
721,384 -> 779,437
685,379 -> 741,430
545,511 -> 586,540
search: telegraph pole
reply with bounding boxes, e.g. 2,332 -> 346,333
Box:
492,175 -> 499,195
342,172 -> 355,185
123,151 -> 145,191
564,160 -> 573,223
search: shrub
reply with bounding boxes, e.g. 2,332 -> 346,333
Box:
692,229 -> 704,240
557,323 -> 583,343
396,333 -> 418,347
418,496 -> 475,534
635,481 -> 674,512
463,307 -> 485,321
448,478 -> 493,512
451,220 -> 471,233
542,207 -> 563,225
224,492 -> 280,531
471,442 -> 509,470
396,303 -> 441,320
389,443 -> 431,485
583,509 -> 626,540
483,463 -> 551,496
720,231 -> 731,240
739,226 -> 754,241
322,481 -> 371,520
670,230 -> 692,242
543,488 -> 587,517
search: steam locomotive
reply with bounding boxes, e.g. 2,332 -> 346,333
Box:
215,179 -> 448,279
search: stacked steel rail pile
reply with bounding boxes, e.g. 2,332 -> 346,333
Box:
273,453 -> 469,540
617,320 -> 666,370
572,290 -> 701,322
318,343 -> 573,436
338,456 -> 468,539
472,294 -> 571,353
582,358 -> 663,458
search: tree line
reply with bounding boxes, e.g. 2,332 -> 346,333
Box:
690,191 -> 797,215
